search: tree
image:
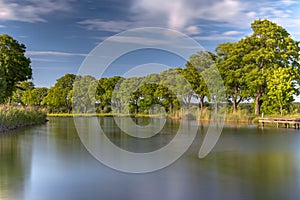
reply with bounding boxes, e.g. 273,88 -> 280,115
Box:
43,74 -> 76,113
0,66 -> 6,103
154,84 -> 178,113
11,81 -> 35,105
182,51 -> 216,110
241,19 -> 300,115
72,75 -> 97,113
215,42 -> 248,112
160,68 -> 194,110
112,77 -> 141,114
202,65 -> 226,114
133,83 -> 158,114
28,87 -> 48,106
0,34 -> 32,103
262,67 -> 298,115
96,76 -> 121,113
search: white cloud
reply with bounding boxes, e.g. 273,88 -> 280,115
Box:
185,26 -> 201,35
78,19 -> 135,32
0,0 -> 73,23
30,58 -> 68,63
223,31 -> 243,36
193,35 -> 238,41
78,0 -> 300,41
131,0 -> 248,31
280,0 -> 298,6
26,51 -> 88,57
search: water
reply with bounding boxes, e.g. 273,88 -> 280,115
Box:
1,117 -> 300,200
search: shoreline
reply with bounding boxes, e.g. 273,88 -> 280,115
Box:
0,106 -> 48,134
0,121 -> 47,134
47,113 -> 255,124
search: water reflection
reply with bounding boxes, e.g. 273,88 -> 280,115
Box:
0,130 -> 33,200
0,118 -> 300,200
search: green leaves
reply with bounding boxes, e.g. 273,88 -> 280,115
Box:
42,74 -> 76,113
0,34 -> 32,102
218,19 -> 300,115
262,67 -> 297,115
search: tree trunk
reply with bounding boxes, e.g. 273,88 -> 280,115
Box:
116,99 -> 121,113
7,97 -> 12,106
215,102 -> 218,114
135,104 -> 139,114
101,105 -> 105,112
199,96 -> 204,110
67,106 -> 72,114
169,103 -> 173,114
255,95 -> 261,115
233,100 -> 237,113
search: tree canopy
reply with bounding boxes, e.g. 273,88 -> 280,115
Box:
0,34 -> 32,103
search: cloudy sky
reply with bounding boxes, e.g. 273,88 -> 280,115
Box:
1,0 -> 300,87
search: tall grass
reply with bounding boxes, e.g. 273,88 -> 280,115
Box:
0,105 -> 47,132
168,107 -> 255,122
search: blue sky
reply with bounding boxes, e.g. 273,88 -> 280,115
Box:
0,0 -> 300,87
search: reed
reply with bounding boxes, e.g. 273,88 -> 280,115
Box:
0,105 -> 47,132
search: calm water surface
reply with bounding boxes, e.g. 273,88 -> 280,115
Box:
1,117 -> 300,200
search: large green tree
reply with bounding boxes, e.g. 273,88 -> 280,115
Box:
43,74 -> 76,113
112,77 -> 141,114
241,19 -> 300,115
160,68 -> 194,110
215,42 -> 248,112
183,51 -> 212,110
262,67 -> 298,115
95,76 -> 121,113
0,34 -> 32,103
72,75 -> 97,113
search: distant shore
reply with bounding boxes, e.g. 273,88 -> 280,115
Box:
46,110 -> 256,123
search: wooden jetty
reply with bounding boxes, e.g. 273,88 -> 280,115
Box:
259,118 -> 300,129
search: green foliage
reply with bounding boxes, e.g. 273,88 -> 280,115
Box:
241,19 -> 300,115
0,66 -> 6,103
95,76 -> 121,113
214,19 -> 300,115
21,87 -> 48,106
11,81 -> 34,105
72,75 -> 97,113
183,52 -> 210,109
215,42 -> 248,112
261,67 -> 297,115
160,68 -> 194,109
42,74 -> 76,113
0,34 -> 32,102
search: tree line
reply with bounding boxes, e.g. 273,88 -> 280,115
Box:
1,19 -> 300,116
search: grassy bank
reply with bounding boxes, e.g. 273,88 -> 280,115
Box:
0,106 -> 47,133
47,113 -> 166,118
47,108 -> 257,123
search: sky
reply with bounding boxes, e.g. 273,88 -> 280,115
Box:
0,0 -> 300,87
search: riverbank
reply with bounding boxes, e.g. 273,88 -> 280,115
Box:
0,106 -> 47,133
47,109 -> 257,123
